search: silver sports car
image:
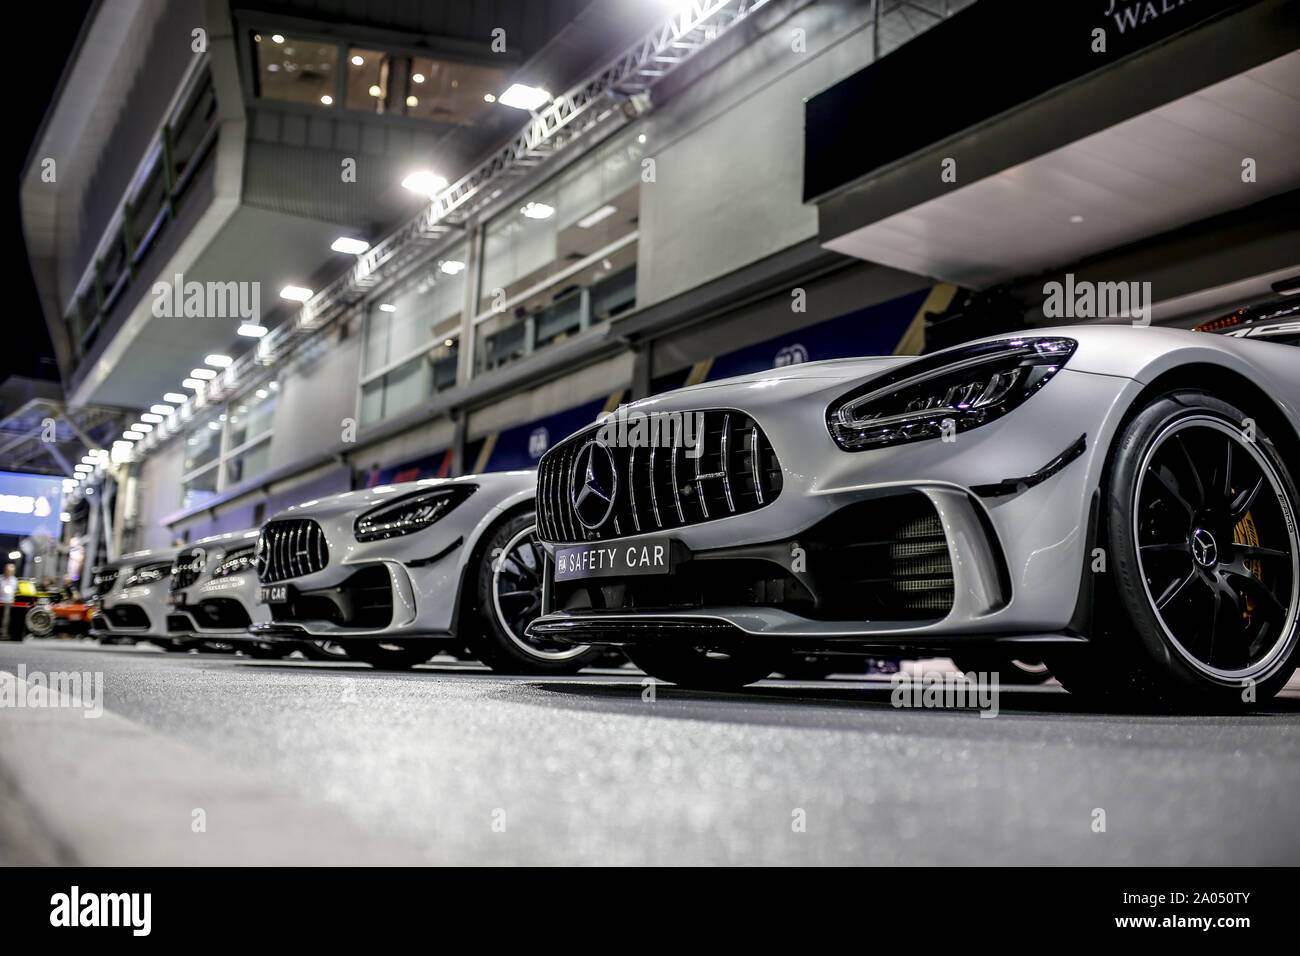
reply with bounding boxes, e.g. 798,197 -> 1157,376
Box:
527,318 -> 1300,710
248,471 -> 601,672
90,546 -> 185,650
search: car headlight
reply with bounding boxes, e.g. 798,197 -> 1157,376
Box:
211,547 -> 255,577
353,485 -> 476,542
826,337 -> 1076,451
123,562 -> 172,587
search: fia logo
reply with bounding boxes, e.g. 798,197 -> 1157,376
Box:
528,428 -> 550,459
774,344 -> 808,368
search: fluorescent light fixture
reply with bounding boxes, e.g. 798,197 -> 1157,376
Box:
59,512 -> 71,522
80,455 -> 96,464
577,204 -> 617,229
238,323 -> 269,338
498,83 -> 550,111
141,413 -> 164,423
182,378 -> 205,390
320,95 -> 333,105
483,93 -> 495,103
8,551 -> 21,559
75,464 -> 92,473
520,201 -> 555,220
151,404 -> 174,415
331,236 -> 370,254
131,422 -> 154,432
122,431 -> 145,441
401,170 -> 448,197
256,388 -> 269,399
208,421 -> 222,430
163,393 -> 188,404
378,303 -> 397,313
351,54 -> 364,66
190,368 -> 218,380
280,285 -> 313,302
440,260 -> 466,275
272,34 -> 284,43
412,72 -> 425,83
204,354 -> 233,368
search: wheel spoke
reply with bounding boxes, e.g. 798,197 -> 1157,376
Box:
1229,475 -> 1264,522
1147,465 -> 1194,515
1155,569 -> 1199,611
1221,436 -> 1234,503
1140,540 -> 1189,555
1225,568 -> 1289,625
1235,544 -> 1290,562
1173,434 -> 1205,507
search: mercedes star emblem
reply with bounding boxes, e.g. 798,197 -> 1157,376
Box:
570,440 -> 618,530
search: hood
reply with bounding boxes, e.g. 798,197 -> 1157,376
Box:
267,470 -> 536,522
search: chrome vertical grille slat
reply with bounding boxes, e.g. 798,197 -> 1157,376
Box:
256,519 -> 329,584
535,408 -> 782,544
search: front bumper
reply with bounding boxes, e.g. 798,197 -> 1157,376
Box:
527,367 -> 1140,650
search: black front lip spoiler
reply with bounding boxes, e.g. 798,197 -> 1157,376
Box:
527,615 -> 1088,652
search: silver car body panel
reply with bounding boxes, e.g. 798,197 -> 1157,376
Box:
249,471 -> 537,639
530,325 -> 1300,646
166,528 -> 266,639
94,546 -> 184,637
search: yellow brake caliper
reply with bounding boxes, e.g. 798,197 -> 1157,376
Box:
1232,510 -> 1262,627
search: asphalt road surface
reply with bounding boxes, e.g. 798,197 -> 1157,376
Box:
2,639 -> 1298,866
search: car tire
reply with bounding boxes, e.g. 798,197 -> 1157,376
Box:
472,511 -> 603,675
25,606 -> 56,638
949,654 -> 1053,685
343,641 -> 434,670
625,641 -> 778,691
1052,389 -> 1300,712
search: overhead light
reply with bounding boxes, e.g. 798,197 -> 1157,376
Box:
1069,214 -> 1084,223
406,95 -> 418,107
577,204 -> 617,229
378,303 -> 397,313
163,393 -> 188,404
141,413 -> 164,423
269,381 -> 279,391
8,551 -> 21,560
351,54 -> 364,66
238,323 -> 269,338
440,260 -> 466,276
204,354 -> 233,368
151,404 -> 175,415
1271,275 -> 1300,295
80,455 -> 96,465
401,170 -> 448,197
208,421 -> 222,430
190,368 -> 218,380
368,84 -> 382,97
637,133 -> 646,144
131,422 -> 154,432
520,202 -> 555,220
331,236 -> 370,254
412,72 -> 425,83
498,83 -> 550,111
59,512 -> 71,523
280,285 -> 313,302
272,34 -> 284,43
122,430 -> 145,441
182,378 -> 205,390
75,463 -> 92,473
320,95 -> 334,106
256,388 -> 269,399
444,338 -> 454,347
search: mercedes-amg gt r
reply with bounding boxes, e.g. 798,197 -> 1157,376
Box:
527,318 -> 1299,710
248,472 -> 601,672
90,546 -> 186,650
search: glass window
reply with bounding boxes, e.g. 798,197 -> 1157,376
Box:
228,390 -> 276,449
405,57 -> 504,124
182,468 -> 219,510
226,439 -> 270,487
254,33 -> 338,107
184,416 -> 223,473
475,128 -> 642,372
345,47 -> 392,112
359,243 -> 466,424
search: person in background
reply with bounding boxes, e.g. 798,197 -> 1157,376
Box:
1,563 -> 18,639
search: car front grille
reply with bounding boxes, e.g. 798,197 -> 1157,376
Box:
170,548 -> 204,591
89,568 -> 118,596
536,409 -> 782,543
257,519 -> 329,583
